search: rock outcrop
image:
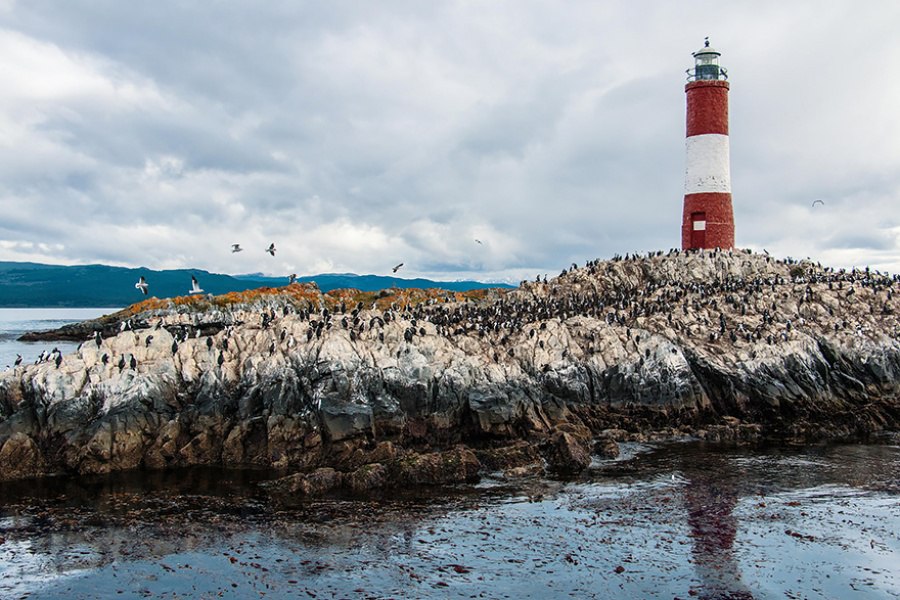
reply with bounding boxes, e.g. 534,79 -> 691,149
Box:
2,250 -> 899,488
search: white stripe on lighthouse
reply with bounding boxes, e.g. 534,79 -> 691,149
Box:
684,133 -> 731,194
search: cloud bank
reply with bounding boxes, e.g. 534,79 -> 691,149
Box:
1,1 -> 899,282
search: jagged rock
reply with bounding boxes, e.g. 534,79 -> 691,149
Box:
1,251 -> 899,483
0,433 -> 45,480
346,463 -> 388,493
391,447 -> 481,485
594,436 -> 620,458
543,431 -> 592,475
262,467 -> 342,497
476,441 -> 543,472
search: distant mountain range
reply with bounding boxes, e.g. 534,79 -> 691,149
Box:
0,262 -> 514,308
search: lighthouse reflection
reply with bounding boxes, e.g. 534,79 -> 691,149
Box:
681,452 -> 754,600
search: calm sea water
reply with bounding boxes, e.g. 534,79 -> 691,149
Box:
0,308 -> 115,369
0,443 -> 897,599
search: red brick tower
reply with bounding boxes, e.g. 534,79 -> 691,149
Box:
682,38 -> 734,250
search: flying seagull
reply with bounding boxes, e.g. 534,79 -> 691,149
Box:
231,243 -> 243,253
189,275 -> 204,295
266,243 -> 276,256
135,276 -> 149,295
811,199 -> 825,207
392,263 -> 404,273
475,239 -> 483,245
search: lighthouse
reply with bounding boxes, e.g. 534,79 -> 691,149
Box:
682,38 -> 734,250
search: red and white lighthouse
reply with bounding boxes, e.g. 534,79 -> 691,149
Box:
682,39 -> 734,250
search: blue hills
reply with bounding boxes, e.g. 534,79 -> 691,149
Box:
0,262 -> 514,308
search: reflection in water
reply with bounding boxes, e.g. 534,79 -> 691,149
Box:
682,453 -> 754,600
1,443 -> 898,599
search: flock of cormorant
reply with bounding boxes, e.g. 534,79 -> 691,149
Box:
12,248 -> 899,375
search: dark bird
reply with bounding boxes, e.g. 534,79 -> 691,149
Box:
135,276 -> 149,295
130,355 -> 137,370
117,355 -> 126,371
94,331 -> 102,348
392,263 -> 404,273
171,340 -> 179,354
145,335 -> 154,347
189,275 -> 204,295
14,354 -> 22,367
55,353 -> 62,369
217,351 -> 225,367
475,239 -> 483,245
206,336 -> 213,350
289,273 -> 297,284
266,243 -> 276,256
231,243 -> 243,253
811,199 -> 825,207
101,353 -> 109,364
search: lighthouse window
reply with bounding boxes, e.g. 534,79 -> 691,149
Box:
693,221 -> 707,231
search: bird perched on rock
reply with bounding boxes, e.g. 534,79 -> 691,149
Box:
217,351 -> 225,367
145,335 -> 154,347
135,276 -> 149,295
231,243 -> 243,253
189,275 -> 204,295
266,243 -> 276,256
14,354 -> 22,367
130,355 -> 137,370
94,331 -> 102,348
171,340 -> 179,354
289,273 -> 297,284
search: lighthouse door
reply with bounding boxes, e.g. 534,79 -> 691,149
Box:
691,212 -> 707,248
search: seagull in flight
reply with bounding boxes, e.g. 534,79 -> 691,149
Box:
811,199 -> 825,207
189,275 -> 204,295
231,243 -> 243,253
392,263 -> 404,273
475,239 -> 483,245
266,243 -> 276,256
135,276 -> 149,295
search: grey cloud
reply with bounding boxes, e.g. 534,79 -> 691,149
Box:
1,1 -> 899,279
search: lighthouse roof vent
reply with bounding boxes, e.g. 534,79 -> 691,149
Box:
692,37 -> 721,58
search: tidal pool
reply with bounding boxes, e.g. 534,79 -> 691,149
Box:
1,442 -> 897,599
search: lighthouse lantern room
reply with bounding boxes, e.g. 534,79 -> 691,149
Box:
681,38 -> 735,250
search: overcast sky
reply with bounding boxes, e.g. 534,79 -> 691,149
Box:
1,1 -> 899,282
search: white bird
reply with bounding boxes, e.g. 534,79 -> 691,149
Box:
189,275 -> 204,294
231,243 -> 243,253
266,243 -> 276,256
135,276 -> 149,295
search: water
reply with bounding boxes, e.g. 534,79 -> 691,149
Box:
0,308 -> 115,369
0,443 -> 897,599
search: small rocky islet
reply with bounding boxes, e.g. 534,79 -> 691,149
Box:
1,249 -> 899,497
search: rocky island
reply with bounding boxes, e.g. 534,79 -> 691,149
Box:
2,250 -> 899,494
